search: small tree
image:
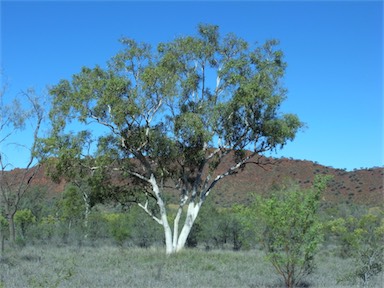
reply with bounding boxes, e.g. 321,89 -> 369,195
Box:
56,185 -> 85,240
40,135 -> 98,239
255,176 -> 330,288
0,89 -> 44,244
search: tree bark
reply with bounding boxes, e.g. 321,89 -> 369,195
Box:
148,174 -> 174,254
0,228 -> 4,257
8,214 -> 15,243
172,207 -> 182,251
1,235 -> 4,256
82,191 -> 90,239
176,201 -> 202,252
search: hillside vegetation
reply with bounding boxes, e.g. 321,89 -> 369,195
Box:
19,155 -> 384,206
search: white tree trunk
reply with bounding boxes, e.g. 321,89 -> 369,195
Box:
162,211 -> 173,254
176,200 -> 202,252
82,191 -> 90,239
172,207 -> 182,251
145,174 -> 208,254
148,174 -> 174,254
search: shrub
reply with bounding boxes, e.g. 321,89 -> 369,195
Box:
253,176 -> 330,288
329,212 -> 384,287
104,213 -> 130,246
14,209 -> 36,240
37,214 -> 58,241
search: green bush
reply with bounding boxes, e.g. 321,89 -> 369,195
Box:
189,198 -> 251,250
104,213 -> 130,246
0,215 -> 8,232
329,211 -> 384,287
127,206 -> 163,248
87,210 -> 109,241
252,176 -> 329,288
37,214 -> 58,242
14,209 -> 36,240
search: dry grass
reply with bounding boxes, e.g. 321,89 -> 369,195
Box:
0,245 -> 382,288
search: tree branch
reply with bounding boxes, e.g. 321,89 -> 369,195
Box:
202,151 -> 258,199
137,200 -> 163,225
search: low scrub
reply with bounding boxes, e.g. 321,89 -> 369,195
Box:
1,245 -> 383,287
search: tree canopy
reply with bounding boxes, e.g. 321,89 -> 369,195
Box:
41,24 -> 303,253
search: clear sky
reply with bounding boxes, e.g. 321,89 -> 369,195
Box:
1,1 -> 383,171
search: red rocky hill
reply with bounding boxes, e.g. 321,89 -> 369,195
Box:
214,156 -> 383,206
7,156 -> 384,206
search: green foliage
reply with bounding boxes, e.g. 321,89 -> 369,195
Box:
14,209 -> 36,239
0,214 -> 7,232
104,213 -> 130,246
37,215 -> 58,241
254,177 -> 329,288
42,23 -> 303,194
86,210 -> 109,241
328,211 -> 384,286
98,207 -> 162,247
189,199 -> 251,250
18,186 -> 48,221
127,206 -> 163,248
57,185 -> 85,224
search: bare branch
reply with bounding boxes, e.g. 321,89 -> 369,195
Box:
137,201 -> 163,225
202,151 -> 258,199
89,165 -> 151,184
89,113 -> 119,136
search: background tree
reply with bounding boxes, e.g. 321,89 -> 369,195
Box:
252,176 -> 330,288
43,141 -> 96,239
56,185 -> 85,241
0,88 -> 44,244
42,24 -> 303,254
0,214 -> 7,256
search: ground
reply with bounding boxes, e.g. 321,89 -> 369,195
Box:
1,245 -> 382,287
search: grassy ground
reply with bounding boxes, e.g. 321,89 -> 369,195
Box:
0,245 -> 382,288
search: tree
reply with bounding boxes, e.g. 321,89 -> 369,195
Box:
56,185 -> 85,240
42,24 -> 303,254
0,88 -> 44,244
254,176 -> 330,288
44,151 -> 96,239
0,214 -> 7,255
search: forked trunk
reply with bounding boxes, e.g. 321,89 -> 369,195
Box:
148,174 -> 203,254
158,196 -> 202,254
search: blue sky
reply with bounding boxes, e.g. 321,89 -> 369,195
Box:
1,1 -> 383,171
